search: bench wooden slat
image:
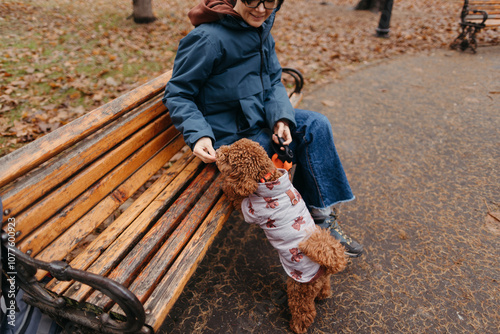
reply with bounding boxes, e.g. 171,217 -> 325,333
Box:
87,164 -> 220,310
0,97 -> 167,225
472,3 -> 500,5
143,195 -> 232,332
468,8 -> 500,11
34,134 -> 185,267
11,113 -> 173,243
469,18 -> 500,25
110,177 -> 224,312
467,11 -> 500,15
61,158 -> 205,302
0,71 -> 172,189
485,18 -> 500,24
467,13 -> 500,16
18,126 -> 178,256
46,150 -> 194,295
469,1 -> 500,5
468,1 -> 500,4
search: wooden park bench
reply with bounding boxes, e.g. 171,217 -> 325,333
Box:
451,0 -> 500,52
0,68 -> 303,333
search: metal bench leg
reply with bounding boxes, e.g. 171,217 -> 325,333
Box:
451,25 -> 481,53
451,26 -> 469,50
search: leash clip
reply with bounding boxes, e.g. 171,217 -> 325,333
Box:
272,137 -> 293,163
271,136 -> 293,171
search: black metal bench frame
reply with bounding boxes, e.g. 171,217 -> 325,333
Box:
451,0 -> 500,53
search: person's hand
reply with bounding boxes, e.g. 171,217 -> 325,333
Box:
273,120 -> 292,146
193,137 -> 216,163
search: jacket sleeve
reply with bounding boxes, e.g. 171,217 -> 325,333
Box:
264,36 -> 296,130
163,30 -> 218,149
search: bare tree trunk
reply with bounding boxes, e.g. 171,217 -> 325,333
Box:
355,0 -> 383,11
132,0 -> 156,24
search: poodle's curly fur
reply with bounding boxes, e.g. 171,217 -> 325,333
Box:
216,138 -> 347,334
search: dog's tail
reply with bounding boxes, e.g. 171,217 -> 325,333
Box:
299,227 -> 347,275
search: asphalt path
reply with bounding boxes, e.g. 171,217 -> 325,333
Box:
160,46 -> 500,334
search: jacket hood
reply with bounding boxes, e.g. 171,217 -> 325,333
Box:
188,0 -> 241,26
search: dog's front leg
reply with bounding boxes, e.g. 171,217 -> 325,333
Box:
287,278 -> 317,334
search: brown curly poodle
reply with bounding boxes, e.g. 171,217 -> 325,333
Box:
216,138 -> 347,334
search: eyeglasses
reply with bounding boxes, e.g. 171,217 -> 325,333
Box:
242,0 -> 280,10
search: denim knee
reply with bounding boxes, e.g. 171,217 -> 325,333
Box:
291,109 -> 354,209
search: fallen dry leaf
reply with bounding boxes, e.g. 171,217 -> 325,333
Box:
321,100 -> 337,107
485,212 -> 500,236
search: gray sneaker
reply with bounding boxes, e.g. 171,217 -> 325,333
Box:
315,216 -> 364,258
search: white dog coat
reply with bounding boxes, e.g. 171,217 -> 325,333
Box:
241,170 -> 321,283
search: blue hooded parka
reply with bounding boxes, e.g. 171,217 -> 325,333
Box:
163,6 -> 295,149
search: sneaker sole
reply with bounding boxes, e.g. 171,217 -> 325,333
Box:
345,250 -> 363,258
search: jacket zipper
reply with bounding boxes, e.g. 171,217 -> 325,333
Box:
258,28 -> 264,90
237,27 -> 265,132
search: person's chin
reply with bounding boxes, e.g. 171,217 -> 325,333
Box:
248,15 -> 266,27
249,20 -> 264,27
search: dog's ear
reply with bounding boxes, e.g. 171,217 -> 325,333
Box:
222,168 -> 259,199
221,173 -> 258,209
299,227 -> 347,275
232,175 -> 258,198
215,145 -> 230,172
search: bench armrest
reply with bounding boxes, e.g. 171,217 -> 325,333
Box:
282,67 -> 304,98
1,231 -> 150,333
472,10 -> 489,25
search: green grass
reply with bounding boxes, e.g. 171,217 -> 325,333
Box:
120,61 -> 164,78
0,1 -> 184,157
0,137 -> 24,157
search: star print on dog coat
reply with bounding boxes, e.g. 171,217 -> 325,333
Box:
241,169 -> 321,283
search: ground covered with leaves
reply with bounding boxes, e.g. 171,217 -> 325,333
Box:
2,0 -> 497,155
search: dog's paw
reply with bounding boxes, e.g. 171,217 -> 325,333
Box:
290,321 -> 308,334
316,289 -> 332,300
290,311 -> 316,334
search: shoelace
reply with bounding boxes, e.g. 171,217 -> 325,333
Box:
327,220 -> 354,244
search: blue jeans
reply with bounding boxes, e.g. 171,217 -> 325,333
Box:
248,109 -> 355,210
